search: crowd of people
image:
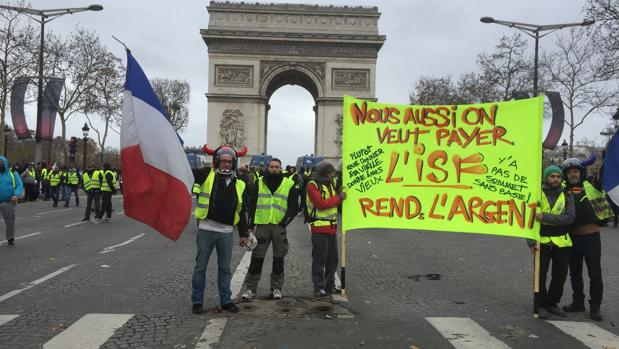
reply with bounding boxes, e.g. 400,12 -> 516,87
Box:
0,159 -> 122,246
190,146 -> 345,314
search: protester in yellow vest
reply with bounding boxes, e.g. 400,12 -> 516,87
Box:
527,165 -> 575,319
48,166 -> 62,207
241,158 -> 298,301
96,163 -> 117,223
306,161 -> 346,297
62,167 -> 80,208
82,166 -> 102,222
191,145 -> 249,315
561,158 -> 613,321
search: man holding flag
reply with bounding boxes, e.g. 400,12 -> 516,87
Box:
191,145 -> 249,314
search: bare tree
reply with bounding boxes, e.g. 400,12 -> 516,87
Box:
541,28 -> 619,156
41,27 -> 110,160
0,2 -> 35,148
409,76 -> 462,105
151,78 -> 190,132
82,51 -> 123,166
585,0 -> 619,78
477,33 -> 532,100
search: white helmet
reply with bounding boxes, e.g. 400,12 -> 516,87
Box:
245,232 -> 258,251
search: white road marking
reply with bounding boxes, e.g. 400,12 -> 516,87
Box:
0,264 -> 78,303
230,251 -> 251,299
0,232 -> 42,246
0,315 -> 18,326
547,320 -> 619,349
36,208 -> 71,216
98,233 -> 145,254
64,221 -> 87,228
195,318 -> 228,349
42,313 -> 134,349
426,317 -> 511,349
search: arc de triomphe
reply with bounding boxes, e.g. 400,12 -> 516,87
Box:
201,1 -> 385,162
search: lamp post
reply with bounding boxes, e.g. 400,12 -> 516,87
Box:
82,122 -> 89,170
3,125 -> 10,158
613,106 -> 619,131
561,139 -> 569,161
480,17 -> 594,95
0,4 -> 103,164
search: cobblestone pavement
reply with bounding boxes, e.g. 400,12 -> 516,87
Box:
1,197 -> 618,348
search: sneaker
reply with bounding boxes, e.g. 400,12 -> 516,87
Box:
52,203 -> 57,207
103,218 -> 111,223
7,238 -> 14,246
192,304 -> 204,314
562,303 -> 586,313
271,289 -> 282,300
221,302 -> 239,313
538,308 -> 548,319
313,289 -> 328,298
241,289 -> 255,300
92,218 -> 102,224
547,306 -> 567,317
326,287 -> 341,295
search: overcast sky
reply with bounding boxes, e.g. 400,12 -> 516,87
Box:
13,0 -> 615,166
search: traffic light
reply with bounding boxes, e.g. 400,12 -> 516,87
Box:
69,137 -> 77,154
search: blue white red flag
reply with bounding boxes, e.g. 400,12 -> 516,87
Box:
603,131 -> 619,206
120,51 -> 193,240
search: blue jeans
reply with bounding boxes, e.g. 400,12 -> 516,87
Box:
191,229 -> 233,305
63,186 -> 79,207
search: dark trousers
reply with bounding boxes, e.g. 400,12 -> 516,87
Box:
50,186 -> 60,205
311,234 -> 338,291
24,183 -> 37,201
42,181 -> 50,200
84,190 -> 100,219
536,243 -> 570,308
568,233 -> 603,308
98,191 -> 113,219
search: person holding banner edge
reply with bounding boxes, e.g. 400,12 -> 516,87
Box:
528,165 -> 575,319
306,161 -> 346,297
561,158 -> 614,321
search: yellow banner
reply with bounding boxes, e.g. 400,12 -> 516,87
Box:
342,96 -> 543,240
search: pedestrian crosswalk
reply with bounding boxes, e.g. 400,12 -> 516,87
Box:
0,313 -> 617,348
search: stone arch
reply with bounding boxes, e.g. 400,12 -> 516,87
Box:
201,1 -> 385,163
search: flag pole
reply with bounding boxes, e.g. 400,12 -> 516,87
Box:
533,241 -> 540,318
341,229 -> 346,296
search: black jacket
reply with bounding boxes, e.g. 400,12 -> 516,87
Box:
195,168 -> 248,237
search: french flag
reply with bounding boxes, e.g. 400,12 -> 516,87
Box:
120,51 -> 194,241
603,131 -> 619,206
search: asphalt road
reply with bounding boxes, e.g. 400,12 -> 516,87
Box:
0,195 -> 618,348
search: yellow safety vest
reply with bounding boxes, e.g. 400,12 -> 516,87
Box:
306,180 -> 338,227
100,170 -> 117,192
254,176 -> 294,225
582,181 -> 614,220
192,183 -> 201,194
540,191 -> 572,247
49,172 -> 62,187
27,169 -> 35,178
194,171 -> 245,225
41,168 -> 48,180
83,173 -> 92,191
67,171 -> 79,185
90,170 -> 101,189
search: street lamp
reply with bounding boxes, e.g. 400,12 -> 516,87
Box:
3,125 -> 10,158
561,139 -> 568,161
480,17 -> 595,95
613,106 -> 619,130
0,4 -> 103,164
82,122 -> 89,170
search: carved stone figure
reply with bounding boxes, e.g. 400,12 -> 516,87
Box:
219,109 -> 245,148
